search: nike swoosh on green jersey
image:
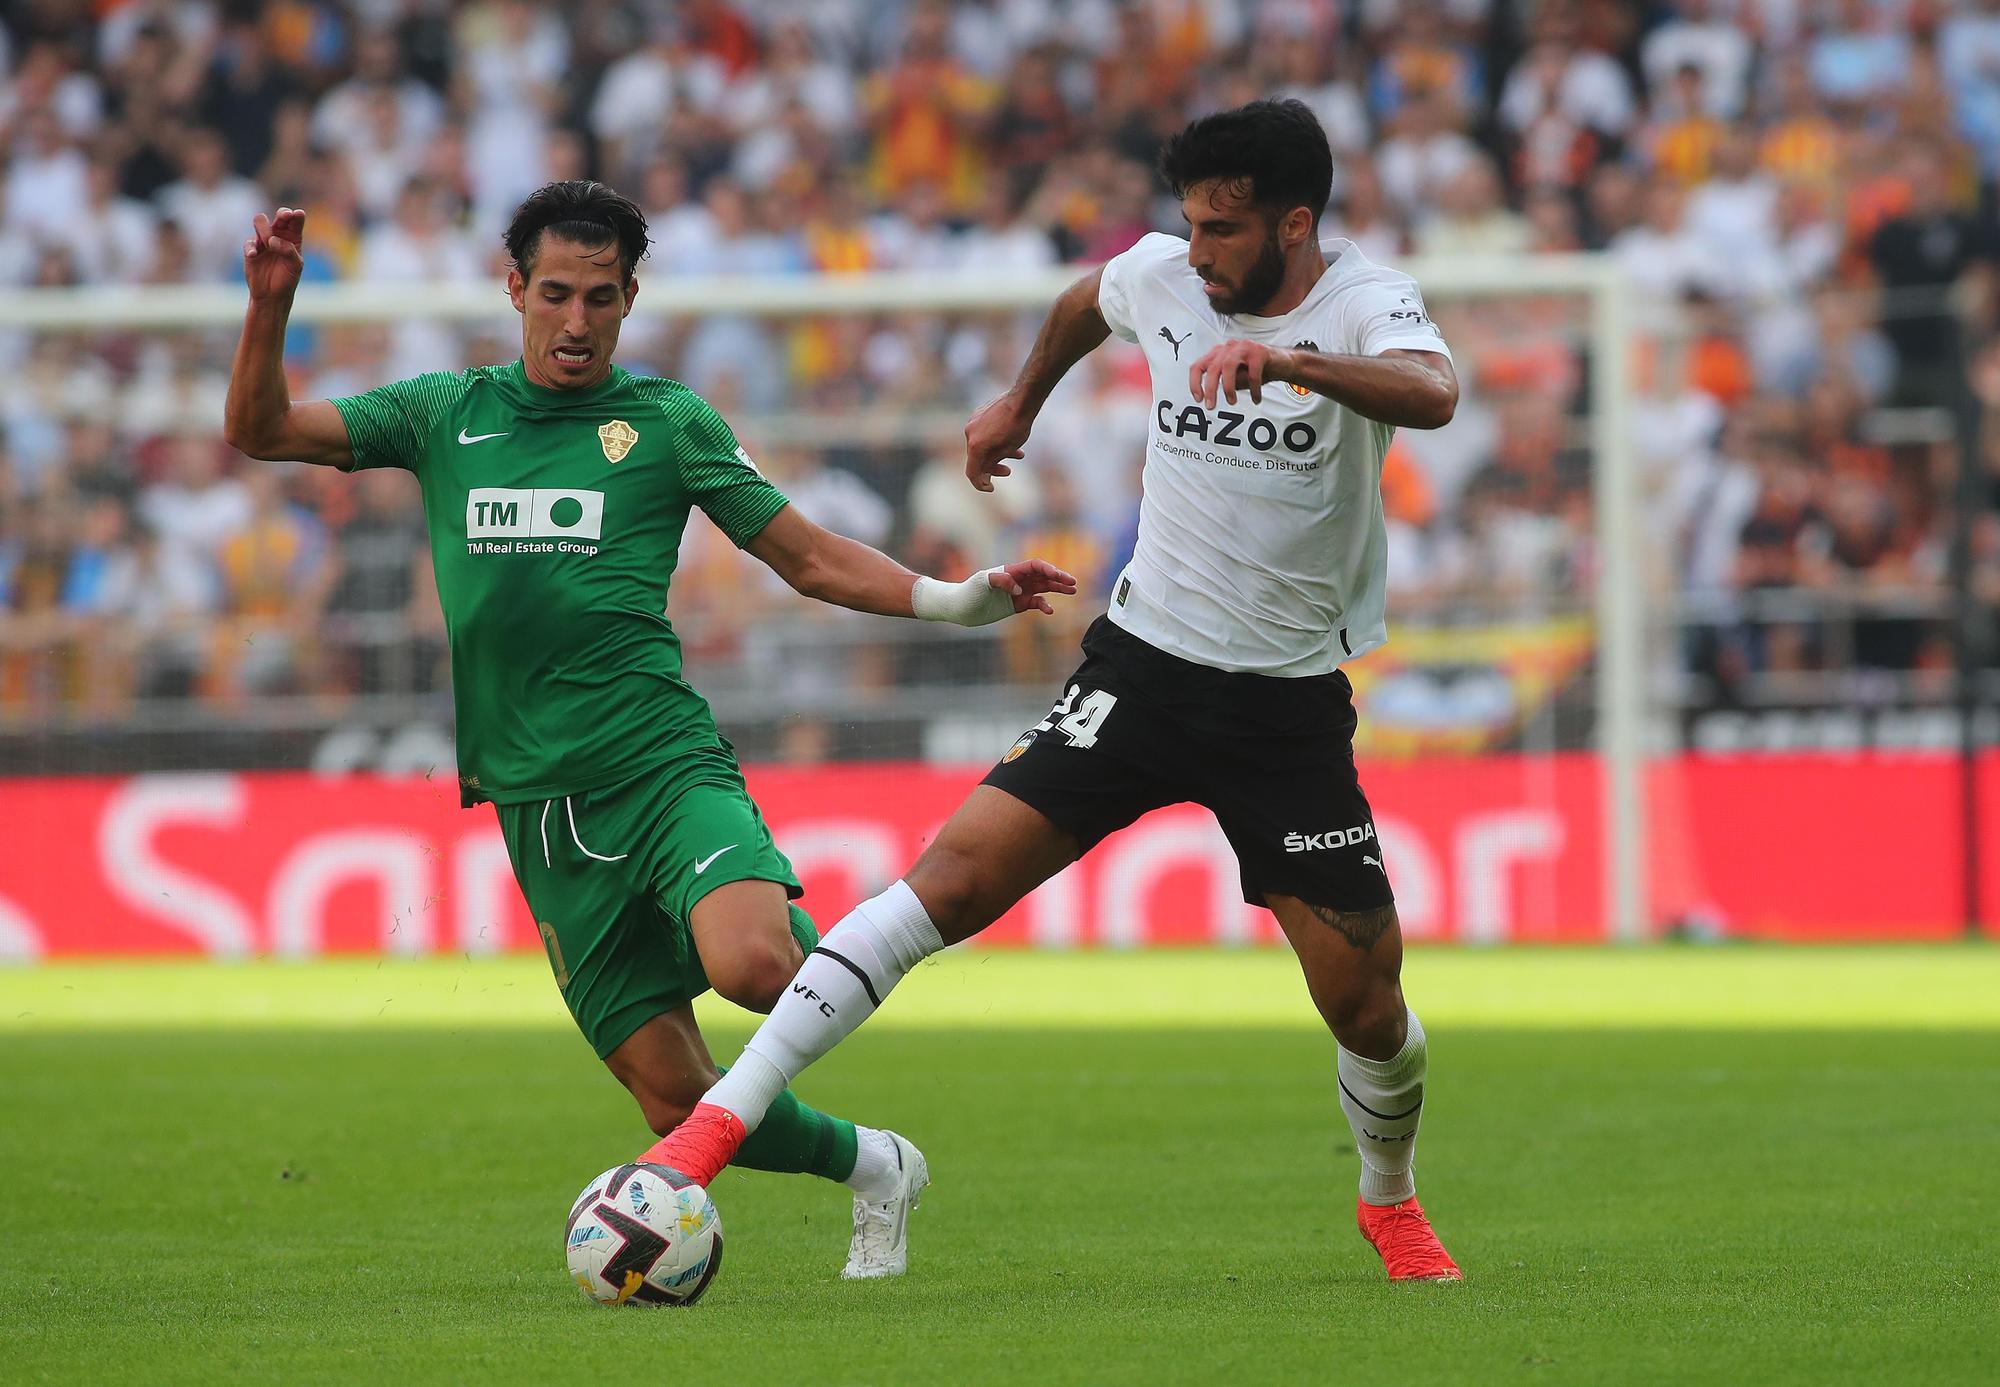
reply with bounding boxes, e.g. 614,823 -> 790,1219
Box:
693,845 -> 738,874
458,428 -> 509,444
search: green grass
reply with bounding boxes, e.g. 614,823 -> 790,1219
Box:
2,948 -> 1996,1386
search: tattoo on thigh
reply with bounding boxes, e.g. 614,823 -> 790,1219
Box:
1307,903 -> 1396,952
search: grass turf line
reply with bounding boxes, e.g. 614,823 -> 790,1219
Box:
6,943 -> 2000,1032
1,950 -> 1995,1386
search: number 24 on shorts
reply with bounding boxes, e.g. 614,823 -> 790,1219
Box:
1034,684 -> 1119,749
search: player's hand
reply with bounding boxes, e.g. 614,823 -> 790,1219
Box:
964,390 -> 1035,493
243,207 -> 306,302
1189,340 -> 1298,409
986,559 -> 1078,616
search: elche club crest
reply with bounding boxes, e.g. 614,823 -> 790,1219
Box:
598,419 -> 638,463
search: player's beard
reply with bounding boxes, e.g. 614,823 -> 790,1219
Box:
1209,233 -> 1288,317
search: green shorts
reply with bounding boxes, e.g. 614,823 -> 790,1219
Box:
495,748 -> 817,1059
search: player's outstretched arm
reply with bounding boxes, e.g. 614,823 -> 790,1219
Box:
1188,342 -> 1458,430
746,505 -> 1076,623
222,207 -> 355,467
964,266 -> 1111,492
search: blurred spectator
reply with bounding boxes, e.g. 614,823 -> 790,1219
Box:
1642,0 -> 1753,119
1941,0 -> 2000,177
1033,349 -> 1148,540
1808,0 -> 1913,107
101,21 -> 199,202
761,448 -> 894,550
322,468 -> 433,697
1497,5 -> 1637,143
1523,185 -> 1584,253
3,38 -> 102,140
861,0 -> 996,209
1682,127 -> 1779,296
988,45 -> 1077,176
590,19 -> 727,187
1583,161 -> 1643,246
1417,156 -> 1531,257
1368,0 -> 1484,125
354,177 -> 480,285
1758,285 -> 1897,404
1002,465 -> 1107,681
456,0 -> 570,232
1267,31 -> 1370,157
958,179 -> 1060,271
727,21 -> 856,144
1644,63 -> 1728,186
313,26 -> 446,171
214,466 -> 325,700
1376,90 -> 1481,220
1758,53 -> 1841,188
58,153 -> 160,284
1666,405 -> 1758,601
1611,177 -> 1721,314
869,181 -> 962,270
4,108 -> 88,242
155,128 -> 264,282
138,433 -> 251,617
1325,155 -> 1405,261
0,494 -> 68,710
200,20 -> 291,177
57,493 -> 144,711
1868,142 -> 1999,406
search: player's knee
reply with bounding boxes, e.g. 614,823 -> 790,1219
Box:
709,936 -> 803,1013
1332,982 -> 1407,1056
906,840 -> 989,938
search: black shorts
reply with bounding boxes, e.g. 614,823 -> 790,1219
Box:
983,616 -> 1392,913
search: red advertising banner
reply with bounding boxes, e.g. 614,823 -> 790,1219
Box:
0,755 -> 1992,959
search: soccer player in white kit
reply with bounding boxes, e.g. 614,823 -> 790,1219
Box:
645,99 -> 1464,1281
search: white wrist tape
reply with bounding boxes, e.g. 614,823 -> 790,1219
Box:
912,569 -> 1015,627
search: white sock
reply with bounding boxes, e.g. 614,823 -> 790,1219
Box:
844,1126 -> 901,1201
706,880 -> 943,1133
1337,1008 -> 1427,1206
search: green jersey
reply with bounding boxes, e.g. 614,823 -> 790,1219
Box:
331,361 -> 790,807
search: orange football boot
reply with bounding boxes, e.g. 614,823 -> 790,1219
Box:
638,1102 -> 747,1188
1356,1197 -> 1464,1281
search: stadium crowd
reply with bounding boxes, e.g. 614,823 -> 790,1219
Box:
0,0 -> 1997,729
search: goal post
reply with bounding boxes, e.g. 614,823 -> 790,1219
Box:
0,255 -> 1647,944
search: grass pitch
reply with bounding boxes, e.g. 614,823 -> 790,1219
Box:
2,947 -> 1995,1386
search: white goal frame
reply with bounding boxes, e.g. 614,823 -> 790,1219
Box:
0,256 -> 1644,941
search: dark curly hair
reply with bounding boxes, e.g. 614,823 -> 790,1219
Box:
503,180 -> 650,279
1157,99 -> 1334,228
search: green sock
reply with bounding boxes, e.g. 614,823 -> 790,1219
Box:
722,1069 -> 858,1183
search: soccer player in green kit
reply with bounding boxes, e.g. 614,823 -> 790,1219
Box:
223,181 -> 1075,1279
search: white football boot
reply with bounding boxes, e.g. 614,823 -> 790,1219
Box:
841,1131 -> 929,1279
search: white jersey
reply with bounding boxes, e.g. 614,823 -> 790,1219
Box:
1094,232 -> 1451,676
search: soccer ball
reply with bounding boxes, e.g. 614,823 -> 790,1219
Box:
564,1162 -> 724,1307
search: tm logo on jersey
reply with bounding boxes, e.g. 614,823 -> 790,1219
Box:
465,487 -> 604,555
